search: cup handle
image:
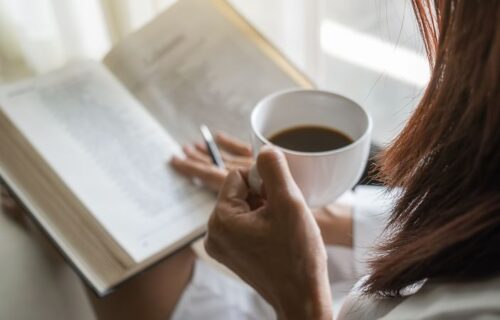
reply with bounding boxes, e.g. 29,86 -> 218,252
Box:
248,164 -> 262,195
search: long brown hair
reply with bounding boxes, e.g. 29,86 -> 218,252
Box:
364,0 -> 500,296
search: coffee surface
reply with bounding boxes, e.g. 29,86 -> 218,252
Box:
268,125 -> 352,152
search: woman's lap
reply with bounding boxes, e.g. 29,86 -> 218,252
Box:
172,246 -> 358,319
171,259 -> 275,320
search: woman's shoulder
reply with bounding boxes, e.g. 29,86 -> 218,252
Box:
338,276 -> 500,320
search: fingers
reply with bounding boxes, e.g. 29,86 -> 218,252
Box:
218,170 -> 249,202
170,156 -> 226,191
193,142 -> 253,169
256,146 -> 303,204
183,145 -> 211,164
206,171 -> 252,256
206,170 -> 263,258
215,132 -> 252,156
172,132 -> 253,192
220,152 -> 254,169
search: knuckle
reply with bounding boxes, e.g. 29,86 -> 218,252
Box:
205,206 -> 233,259
207,212 -> 218,230
204,233 -> 222,259
207,206 -> 227,234
203,237 -> 216,256
200,169 -> 216,181
282,195 -> 306,212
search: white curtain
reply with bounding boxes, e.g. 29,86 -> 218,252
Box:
0,0 -> 319,82
0,0 -> 179,79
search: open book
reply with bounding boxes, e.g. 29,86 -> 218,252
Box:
0,0 -> 311,295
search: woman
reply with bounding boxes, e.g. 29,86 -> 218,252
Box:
172,0 -> 500,318
2,0 -> 499,318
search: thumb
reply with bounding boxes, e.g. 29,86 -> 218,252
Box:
256,146 -> 304,204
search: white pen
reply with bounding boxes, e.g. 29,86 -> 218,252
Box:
200,124 -> 225,169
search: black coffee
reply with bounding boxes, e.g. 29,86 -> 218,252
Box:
268,125 -> 352,152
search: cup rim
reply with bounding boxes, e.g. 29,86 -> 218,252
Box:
250,88 -> 373,157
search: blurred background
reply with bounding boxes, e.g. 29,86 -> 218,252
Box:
0,0 -> 428,145
0,0 -> 428,319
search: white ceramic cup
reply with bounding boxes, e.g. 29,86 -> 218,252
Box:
249,89 -> 372,208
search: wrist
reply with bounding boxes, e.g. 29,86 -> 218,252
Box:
315,204 -> 353,247
275,292 -> 332,320
272,274 -> 333,320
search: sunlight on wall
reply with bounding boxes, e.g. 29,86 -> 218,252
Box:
321,20 -> 430,87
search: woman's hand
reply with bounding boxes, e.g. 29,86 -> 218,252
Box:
205,147 -> 333,320
170,132 -> 353,248
170,132 -> 253,191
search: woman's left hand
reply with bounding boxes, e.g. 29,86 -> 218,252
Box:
170,132 -> 253,191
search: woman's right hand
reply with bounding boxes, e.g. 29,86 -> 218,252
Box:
170,131 -> 354,248
204,147 -> 333,319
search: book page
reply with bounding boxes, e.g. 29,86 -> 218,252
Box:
104,0 -> 303,144
0,62 -> 214,262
